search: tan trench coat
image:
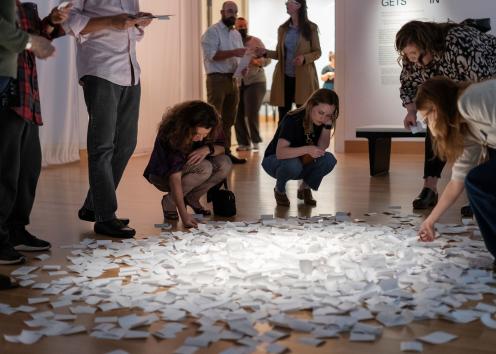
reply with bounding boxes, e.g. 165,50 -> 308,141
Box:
267,22 -> 321,107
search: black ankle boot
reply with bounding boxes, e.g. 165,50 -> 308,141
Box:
412,187 -> 438,209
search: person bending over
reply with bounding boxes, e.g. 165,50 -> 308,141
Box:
144,101 -> 232,228
416,77 -> 496,265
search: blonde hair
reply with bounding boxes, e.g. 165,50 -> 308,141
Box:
415,77 -> 471,162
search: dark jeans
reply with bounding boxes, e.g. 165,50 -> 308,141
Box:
206,73 -> 239,154
0,108 -> 41,246
424,126 -> 446,178
235,81 -> 265,146
81,76 -> 140,222
262,152 -> 337,192
465,147 -> 496,259
278,75 -> 299,124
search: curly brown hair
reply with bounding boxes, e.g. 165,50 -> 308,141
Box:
157,100 -> 220,152
395,20 -> 460,64
415,77 -> 471,163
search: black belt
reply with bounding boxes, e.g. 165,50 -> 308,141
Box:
207,72 -> 234,77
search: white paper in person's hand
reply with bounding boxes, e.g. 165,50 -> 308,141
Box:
410,120 -> 425,134
234,48 -> 255,78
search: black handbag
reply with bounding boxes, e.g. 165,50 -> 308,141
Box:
207,179 -> 236,217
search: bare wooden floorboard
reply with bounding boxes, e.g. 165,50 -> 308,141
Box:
1,120 -> 492,354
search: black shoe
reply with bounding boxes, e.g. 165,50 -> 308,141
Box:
94,219 -> 135,238
412,187 -> 438,209
227,153 -> 247,164
9,228 -> 51,252
297,188 -> 317,206
274,188 -> 290,207
0,274 -> 19,290
78,207 -> 130,226
461,204 -> 473,218
0,244 -> 26,265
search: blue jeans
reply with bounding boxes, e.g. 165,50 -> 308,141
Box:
465,147 -> 496,259
81,76 -> 141,222
262,152 -> 337,192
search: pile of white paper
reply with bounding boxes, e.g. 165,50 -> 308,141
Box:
2,215 -> 495,353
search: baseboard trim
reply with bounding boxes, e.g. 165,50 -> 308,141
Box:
345,140 -> 424,154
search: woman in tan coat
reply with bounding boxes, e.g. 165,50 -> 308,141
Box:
257,0 -> 321,123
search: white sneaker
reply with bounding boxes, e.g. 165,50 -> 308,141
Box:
236,145 -> 251,151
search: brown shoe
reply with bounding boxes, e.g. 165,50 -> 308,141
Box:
274,188 -> 290,207
297,188 -> 317,206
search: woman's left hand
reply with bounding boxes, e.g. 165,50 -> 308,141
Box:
187,147 -> 209,165
293,55 -> 304,66
418,220 -> 436,242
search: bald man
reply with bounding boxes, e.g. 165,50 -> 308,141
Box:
201,1 -> 247,164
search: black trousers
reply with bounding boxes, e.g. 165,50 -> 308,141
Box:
0,108 -> 41,246
424,126 -> 446,178
235,81 -> 265,146
278,75 -> 300,124
80,76 -> 141,222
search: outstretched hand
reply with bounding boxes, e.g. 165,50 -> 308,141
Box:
418,221 -> 436,242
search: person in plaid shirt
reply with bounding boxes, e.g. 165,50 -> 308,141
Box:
0,1 -> 70,268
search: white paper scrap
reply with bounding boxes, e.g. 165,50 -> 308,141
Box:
349,332 -> 376,342
174,346 -> 198,354
298,336 -> 324,346
400,341 -> 423,352
481,313 -> 496,329
266,343 -> 288,354
11,266 -> 38,276
35,254 -> 50,261
4,330 -> 43,345
418,331 -> 457,344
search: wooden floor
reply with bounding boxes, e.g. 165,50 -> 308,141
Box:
0,120 -> 493,354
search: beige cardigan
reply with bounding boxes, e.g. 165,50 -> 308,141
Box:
266,21 -> 321,107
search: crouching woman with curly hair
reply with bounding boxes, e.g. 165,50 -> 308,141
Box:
144,101 -> 232,228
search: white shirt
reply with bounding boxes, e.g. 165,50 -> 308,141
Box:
452,79 -> 496,181
201,21 -> 243,74
63,0 -> 143,86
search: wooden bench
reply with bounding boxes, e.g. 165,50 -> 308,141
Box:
356,125 -> 426,176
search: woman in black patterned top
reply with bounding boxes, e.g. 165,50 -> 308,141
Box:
395,20 -> 496,212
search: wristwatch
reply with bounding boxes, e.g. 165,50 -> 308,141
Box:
323,123 -> 332,130
25,35 -> 33,50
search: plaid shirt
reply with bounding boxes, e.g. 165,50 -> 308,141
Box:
13,1 -> 64,125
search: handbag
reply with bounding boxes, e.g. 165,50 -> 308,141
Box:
207,179 -> 236,217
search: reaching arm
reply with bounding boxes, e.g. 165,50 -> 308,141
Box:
169,172 -> 198,228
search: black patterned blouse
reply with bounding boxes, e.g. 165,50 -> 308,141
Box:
399,26 -> 496,106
